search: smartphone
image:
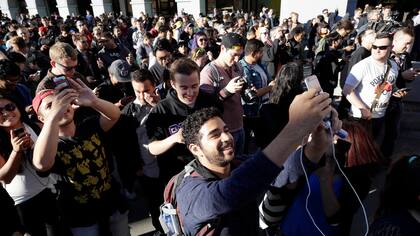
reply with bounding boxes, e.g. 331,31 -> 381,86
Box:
412,61 -> 420,69
304,75 -> 348,139
399,88 -> 412,92
304,75 -> 322,94
52,75 -> 70,91
12,127 -> 25,137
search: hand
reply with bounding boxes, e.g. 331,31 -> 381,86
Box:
392,89 -> 408,98
40,45 -> 49,51
224,76 -> 245,94
360,107 -> 372,120
97,58 -> 105,69
119,96 -> 135,107
288,89 -> 332,136
10,130 -> 31,152
402,68 -> 420,81
307,108 -> 342,160
144,92 -> 160,106
86,76 -> 97,85
48,89 -> 79,122
173,128 -> 184,144
67,78 -> 97,107
207,51 -> 214,61
28,72 -> 41,82
344,45 -> 354,52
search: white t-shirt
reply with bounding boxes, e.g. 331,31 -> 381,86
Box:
345,56 -> 398,118
4,123 -> 56,205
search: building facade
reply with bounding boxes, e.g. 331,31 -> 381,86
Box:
0,0 -> 283,20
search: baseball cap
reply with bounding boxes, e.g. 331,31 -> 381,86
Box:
109,60 -> 131,83
32,89 -> 55,114
221,32 -> 245,49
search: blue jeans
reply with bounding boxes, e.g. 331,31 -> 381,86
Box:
231,128 -> 245,157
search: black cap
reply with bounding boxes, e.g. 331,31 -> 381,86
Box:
221,33 -> 245,49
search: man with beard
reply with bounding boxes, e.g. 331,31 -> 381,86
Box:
32,78 -> 129,235
146,58 -> 221,183
176,88 -> 340,235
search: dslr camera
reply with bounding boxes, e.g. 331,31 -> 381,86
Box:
238,77 -> 258,104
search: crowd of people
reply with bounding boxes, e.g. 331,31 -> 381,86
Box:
0,3 -> 420,236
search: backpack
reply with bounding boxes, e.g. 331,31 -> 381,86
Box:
159,160 -> 221,236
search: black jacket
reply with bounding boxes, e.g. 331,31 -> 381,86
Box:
145,89 -> 222,181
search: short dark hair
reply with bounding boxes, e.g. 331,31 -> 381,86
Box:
221,32 -> 245,49
158,25 -> 169,33
325,31 -> 341,46
336,19 -> 354,31
144,32 -> 153,40
169,58 -> 199,81
0,59 -> 21,81
131,68 -> 155,85
375,32 -> 393,41
102,31 -> 114,40
153,38 -> 171,54
182,107 -> 223,146
290,26 -> 305,37
244,39 -> 264,56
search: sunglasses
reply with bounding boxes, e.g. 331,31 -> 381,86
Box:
372,45 -> 389,50
56,62 -> 77,72
198,38 -> 208,42
0,103 -> 16,114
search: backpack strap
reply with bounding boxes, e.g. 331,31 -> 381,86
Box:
370,60 -> 392,112
208,62 -> 223,91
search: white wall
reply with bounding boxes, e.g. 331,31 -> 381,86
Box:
280,0 -> 353,23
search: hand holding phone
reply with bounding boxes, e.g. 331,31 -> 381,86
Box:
304,75 -> 348,139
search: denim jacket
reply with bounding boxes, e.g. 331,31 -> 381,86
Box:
239,59 -> 271,117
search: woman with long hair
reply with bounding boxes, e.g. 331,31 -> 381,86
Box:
0,94 -> 60,236
257,62 -> 304,148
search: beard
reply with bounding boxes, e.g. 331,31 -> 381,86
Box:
201,141 -> 235,167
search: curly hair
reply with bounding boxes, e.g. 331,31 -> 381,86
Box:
182,107 -> 222,147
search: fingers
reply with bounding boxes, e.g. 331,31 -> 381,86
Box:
303,88 -> 322,99
330,109 -> 342,133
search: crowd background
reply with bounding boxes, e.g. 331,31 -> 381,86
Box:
0,2 -> 420,236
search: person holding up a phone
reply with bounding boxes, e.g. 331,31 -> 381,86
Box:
0,94 -> 61,236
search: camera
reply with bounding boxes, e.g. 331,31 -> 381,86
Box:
238,77 -> 258,104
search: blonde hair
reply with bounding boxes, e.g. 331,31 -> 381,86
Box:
49,42 -> 77,62
191,48 -> 206,61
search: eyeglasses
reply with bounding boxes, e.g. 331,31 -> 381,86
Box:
56,62 -> 77,72
0,103 -> 16,114
372,45 -> 390,50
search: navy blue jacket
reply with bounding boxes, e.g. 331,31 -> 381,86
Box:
176,151 -> 283,235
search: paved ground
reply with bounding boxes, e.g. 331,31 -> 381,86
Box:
128,77 -> 420,236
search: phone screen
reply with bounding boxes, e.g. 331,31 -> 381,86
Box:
304,75 -> 322,93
